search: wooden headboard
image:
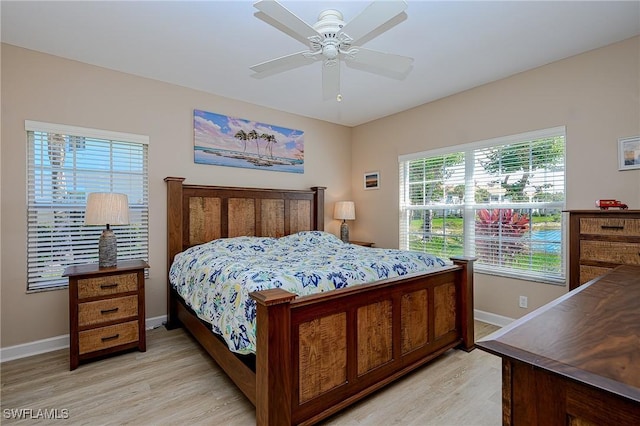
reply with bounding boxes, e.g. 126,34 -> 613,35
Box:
165,177 -> 326,271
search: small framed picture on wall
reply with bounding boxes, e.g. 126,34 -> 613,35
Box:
364,171 -> 380,190
618,136 -> 640,170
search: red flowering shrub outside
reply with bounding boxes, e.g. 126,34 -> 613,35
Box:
475,209 -> 530,265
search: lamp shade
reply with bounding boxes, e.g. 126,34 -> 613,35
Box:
85,192 -> 130,226
334,201 -> 355,221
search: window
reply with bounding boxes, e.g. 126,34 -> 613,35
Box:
26,121 -> 149,291
399,127 -> 565,284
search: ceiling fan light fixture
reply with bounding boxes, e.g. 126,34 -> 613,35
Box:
322,42 -> 339,60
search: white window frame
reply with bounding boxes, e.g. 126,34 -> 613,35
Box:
26,120 -> 149,292
399,126 -> 566,285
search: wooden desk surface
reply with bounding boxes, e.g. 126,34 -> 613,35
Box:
477,265 -> 640,403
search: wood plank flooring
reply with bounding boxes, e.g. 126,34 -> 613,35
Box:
1,321 -> 501,425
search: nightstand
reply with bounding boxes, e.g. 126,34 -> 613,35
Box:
350,241 -> 374,247
63,259 -> 148,370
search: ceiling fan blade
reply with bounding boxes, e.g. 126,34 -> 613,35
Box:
254,0 -> 319,44
250,51 -> 319,78
339,0 -> 408,44
254,12 -> 309,46
351,12 -> 407,47
322,61 -> 340,101
344,47 -> 413,78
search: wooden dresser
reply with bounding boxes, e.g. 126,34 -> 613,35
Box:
64,259 -> 148,370
477,265 -> 640,425
566,210 -> 640,289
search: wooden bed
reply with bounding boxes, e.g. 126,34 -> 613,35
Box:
165,177 -> 476,425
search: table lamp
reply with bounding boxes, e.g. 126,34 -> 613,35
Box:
334,201 -> 355,243
85,192 -> 129,268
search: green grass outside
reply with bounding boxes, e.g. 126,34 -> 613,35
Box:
409,213 -> 562,272
423,213 -> 562,231
410,234 -> 561,271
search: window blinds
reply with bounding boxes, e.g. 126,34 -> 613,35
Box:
26,122 -> 149,291
399,127 -> 565,283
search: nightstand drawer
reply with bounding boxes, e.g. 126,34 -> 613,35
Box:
580,218 -> 640,236
351,240 -> 374,247
64,260 -> 148,369
78,295 -> 138,327
78,273 -> 138,299
79,321 -> 139,354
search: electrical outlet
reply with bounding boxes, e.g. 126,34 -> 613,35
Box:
519,295 -> 528,309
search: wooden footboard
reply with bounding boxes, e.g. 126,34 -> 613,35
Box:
252,258 -> 474,425
165,177 -> 475,425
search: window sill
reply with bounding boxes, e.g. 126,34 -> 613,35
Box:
475,267 -> 566,286
26,284 -> 68,294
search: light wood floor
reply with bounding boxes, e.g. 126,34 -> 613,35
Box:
1,321 -> 501,425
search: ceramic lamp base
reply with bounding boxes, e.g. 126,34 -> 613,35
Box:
98,228 -> 117,268
340,221 -> 350,243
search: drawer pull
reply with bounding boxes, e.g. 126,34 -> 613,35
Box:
100,283 -> 119,289
101,334 -> 120,342
601,225 -> 624,230
100,307 -> 119,315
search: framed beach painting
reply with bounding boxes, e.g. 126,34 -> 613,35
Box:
364,171 -> 380,190
193,109 -> 304,173
618,136 -> 640,170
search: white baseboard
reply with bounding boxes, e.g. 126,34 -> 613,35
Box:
0,334 -> 70,363
145,315 -> 167,330
474,309 -> 514,327
2,312 -> 507,363
0,315 -> 167,363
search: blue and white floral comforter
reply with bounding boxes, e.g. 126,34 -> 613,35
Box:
169,231 -> 446,354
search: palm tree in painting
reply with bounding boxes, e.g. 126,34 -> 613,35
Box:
268,136 -> 277,158
260,133 -> 270,157
234,130 -> 248,152
248,130 -> 260,156
261,133 -> 277,158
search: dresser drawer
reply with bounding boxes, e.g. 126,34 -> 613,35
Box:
579,265 -> 612,285
78,295 -> 138,327
78,273 -> 138,299
79,321 -> 139,354
580,241 -> 640,265
568,211 -> 640,290
580,218 -> 640,236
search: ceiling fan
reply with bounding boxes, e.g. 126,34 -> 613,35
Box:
250,0 -> 414,101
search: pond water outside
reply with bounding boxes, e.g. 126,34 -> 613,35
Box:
530,229 -> 562,253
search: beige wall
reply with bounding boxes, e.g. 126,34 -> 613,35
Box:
351,36 -> 640,319
2,37 -> 639,349
0,44 -> 352,348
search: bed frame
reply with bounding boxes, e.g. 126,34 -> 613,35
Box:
165,177 -> 475,425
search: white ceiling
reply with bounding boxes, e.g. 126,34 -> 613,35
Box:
2,1 -> 639,127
